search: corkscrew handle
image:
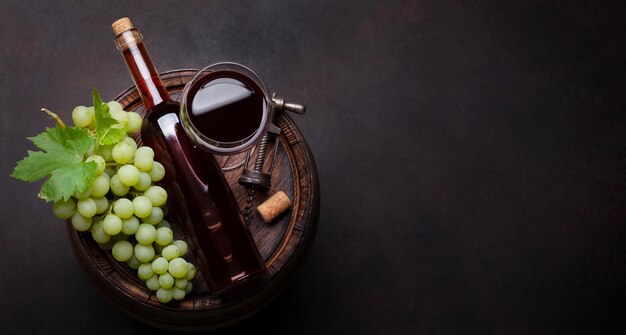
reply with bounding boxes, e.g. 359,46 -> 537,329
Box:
272,93 -> 306,114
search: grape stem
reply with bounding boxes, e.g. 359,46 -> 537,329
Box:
41,108 -> 66,128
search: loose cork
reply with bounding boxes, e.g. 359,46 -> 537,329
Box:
112,17 -> 134,35
257,191 -> 292,223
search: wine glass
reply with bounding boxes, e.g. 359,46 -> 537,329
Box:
180,62 -> 271,155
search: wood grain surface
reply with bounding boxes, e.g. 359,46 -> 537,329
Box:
66,70 -> 319,331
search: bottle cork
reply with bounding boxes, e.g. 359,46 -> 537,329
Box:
257,191 -> 292,223
112,17 -> 134,35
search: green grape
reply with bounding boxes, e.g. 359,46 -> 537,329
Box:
174,278 -> 188,290
98,144 -> 114,161
118,165 -> 140,186
103,214 -> 123,235
110,174 -> 130,196
72,105 -> 93,127
121,216 -> 140,235
138,263 -> 154,280
87,107 -> 96,130
156,220 -> 171,229
134,243 -> 155,262
161,245 -> 179,261
71,212 -> 92,232
173,287 -> 186,301
76,198 -> 97,218
143,207 -> 164,225
136,223 -> 157,245
158,273 -> 174,289
112,240 -> 134,262
127,112 -> 142,133
156,287 -> 174,303
185,282 -> 193,294
152,257 -> 169,275
73,186 -> 92,199
146,274 -> 160,291
134,155 -> 154,172
185,263 -> 196,281
112,141 -> 135,164
144,186 -> 167,207
173,240 -> 188,256
135,146 -> 154,157
85,155 -> 106,176
133,196 -> 153,218
147,162 -> 165,182
126,254 -> 141,269
154,227 -> 173,246
107,100 -> 124,110
90,174 -> 110,198
134,146 -> 154,172
91,220 -> 111,244
93,197 -> 109,214
86,143 -> 97,157
122,136 -> 138,151
53,198 -> 76,219
107,101 -> 129,126
113,198 -> 134,219
134,172 -> 152,191
168,258 -> 188,279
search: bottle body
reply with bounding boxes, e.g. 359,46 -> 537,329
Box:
141,102 -> 266,293
113,20 -> 266,294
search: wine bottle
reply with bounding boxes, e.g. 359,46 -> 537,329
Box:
112,18 -> 266,295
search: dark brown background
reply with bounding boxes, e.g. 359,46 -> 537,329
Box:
1,1 -> 626,334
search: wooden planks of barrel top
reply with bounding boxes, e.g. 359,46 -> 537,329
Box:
66,69 -> 320,331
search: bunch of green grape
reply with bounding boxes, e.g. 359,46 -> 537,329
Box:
53,101 -> 197,303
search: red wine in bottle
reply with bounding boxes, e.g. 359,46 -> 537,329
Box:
112,18 -> 266,295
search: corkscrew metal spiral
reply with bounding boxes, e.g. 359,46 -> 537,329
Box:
239,93 -> 306,222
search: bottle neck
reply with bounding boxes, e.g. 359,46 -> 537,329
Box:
115,29 -> 171,110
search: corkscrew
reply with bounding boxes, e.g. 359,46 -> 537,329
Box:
239,94 -> 305,221
239,93 -> 305,190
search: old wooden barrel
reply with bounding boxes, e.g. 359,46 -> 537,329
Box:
67,69 -> 320,331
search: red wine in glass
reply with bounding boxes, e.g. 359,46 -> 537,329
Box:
180,63 -> 271,155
